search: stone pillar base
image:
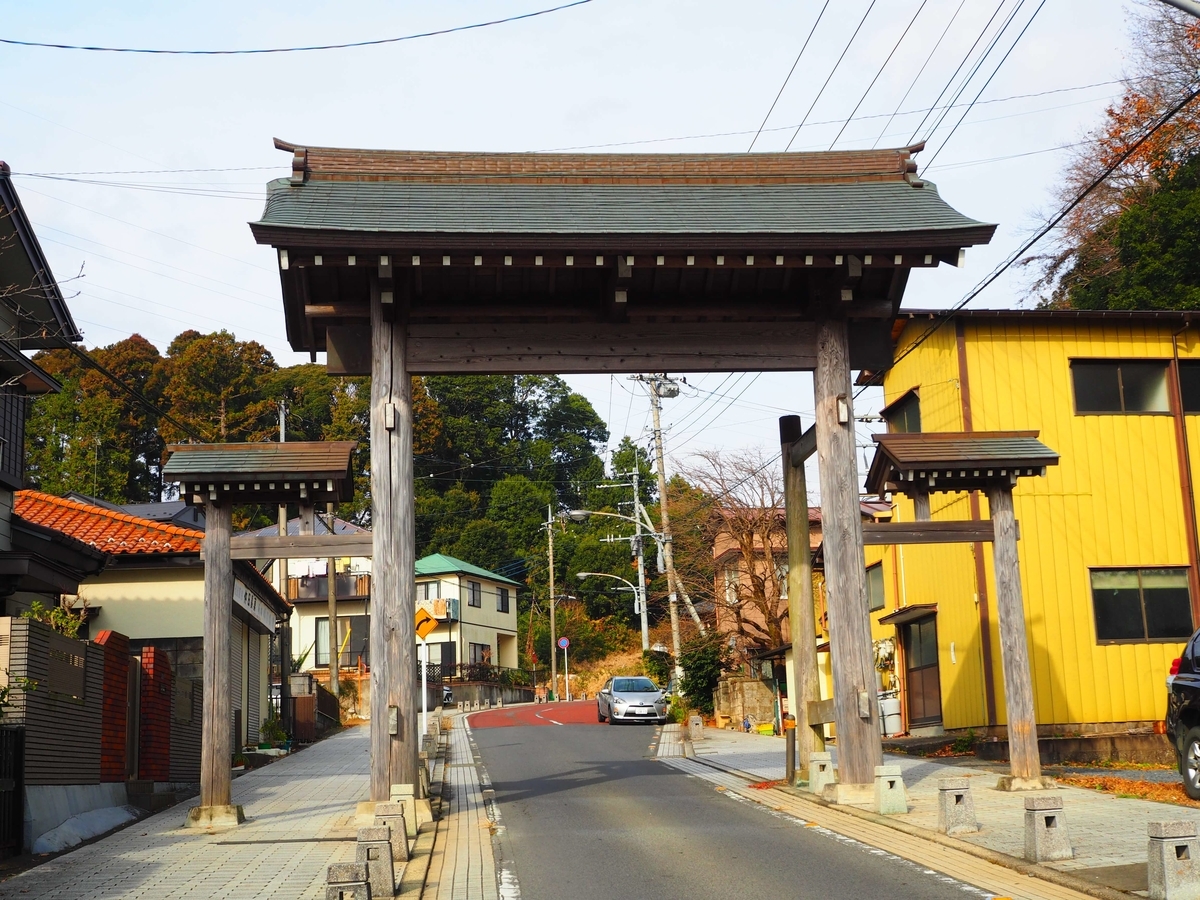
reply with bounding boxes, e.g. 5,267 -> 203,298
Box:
996,775 -> 1057,792
822,782 -> 874,806
184,805 -> 245,829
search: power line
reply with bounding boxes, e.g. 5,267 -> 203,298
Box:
905,0 -> 1009,145
872,0 -> 968,148
0,1 -> 595,54
784,0 -> 879,152
917,0 -> 1031,145
828,0 -> 930,150
922,0 -> 1049,168
747,0 -> 831,152
866,81 -> 1200,396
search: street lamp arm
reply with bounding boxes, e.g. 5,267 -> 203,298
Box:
576,571 -> 638,593
1158,0 -> 1200,18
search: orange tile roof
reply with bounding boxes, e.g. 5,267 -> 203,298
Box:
15,491 -> 203,555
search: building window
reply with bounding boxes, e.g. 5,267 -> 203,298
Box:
883,390 -> 921,433
723,564 -> 739,605
468,581 -> 482,608
1180,362 -> 1200,412
497,587 -> 510,614
1072,360 -> 1169,413
867,563 -> 885,612
469,642 -> 492,664
419,581 -> 440,601
1091,568 -> 1193,642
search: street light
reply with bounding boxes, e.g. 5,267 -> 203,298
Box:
576,571 -> 642,615
567,508 -> 661,651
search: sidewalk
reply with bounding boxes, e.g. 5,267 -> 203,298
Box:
422,716 -> 499,900
0,726 -> 369,900
676,726 -> 1200,895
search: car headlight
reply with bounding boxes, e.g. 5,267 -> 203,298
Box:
614,698 -> 629,708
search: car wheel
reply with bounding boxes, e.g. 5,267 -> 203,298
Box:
597,705 -> 606,723
1183,727 -> 1200,800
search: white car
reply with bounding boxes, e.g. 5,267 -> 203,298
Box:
597,676 -> 668,725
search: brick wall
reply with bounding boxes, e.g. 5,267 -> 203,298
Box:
94,631 -> 129,783
138,647 -> 172,782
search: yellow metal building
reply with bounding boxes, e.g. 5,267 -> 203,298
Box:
869,309 -> 1200,737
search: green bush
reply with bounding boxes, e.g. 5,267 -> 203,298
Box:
642,649 -> 673,686
678,633 -> 729,716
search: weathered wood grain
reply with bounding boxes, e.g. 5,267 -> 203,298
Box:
813,319 -> 882,787
200,499 -> 233,808
987,485 -> 1041,781
861,520 -> 997,545
781,416 -> 824,783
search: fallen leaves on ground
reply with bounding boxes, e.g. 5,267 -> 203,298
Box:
1060,758 -> 1172,771
1060,774 -> 1198,807
926,745 -> 975,758
748,780 -> 786,790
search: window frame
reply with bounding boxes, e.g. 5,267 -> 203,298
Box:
467,580 -> 482,608
1089,565 -> 1194,644
1070,358 -> 1171,416
881,388 -> 921,434
497,586 -> 510,614
866,562 -> 886,612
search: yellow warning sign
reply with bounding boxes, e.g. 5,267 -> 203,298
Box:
415,608 -> 438,640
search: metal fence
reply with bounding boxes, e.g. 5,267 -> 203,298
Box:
421,662 -> 531,687
0,729 -> 23,858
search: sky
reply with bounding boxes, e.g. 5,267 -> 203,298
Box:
0,0 -> 1148,485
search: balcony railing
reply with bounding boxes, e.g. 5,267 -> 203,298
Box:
416,597 -> 459,621
287,572 -> 371,601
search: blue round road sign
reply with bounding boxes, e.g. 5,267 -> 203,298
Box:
557,637 -> 569,649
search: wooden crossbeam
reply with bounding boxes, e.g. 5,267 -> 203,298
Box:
807,698 -> 837,726
209,534 -> 374,560
861,520 -> 1006,545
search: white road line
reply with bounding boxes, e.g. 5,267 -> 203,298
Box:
533,710 -> 564,725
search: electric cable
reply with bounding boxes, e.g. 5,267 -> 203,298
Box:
747,0 -> 831,152
905,0 -> 1008,144
873,0 -> 968,148
828,0 -> 931,150
0,1 -> 595,54
784,0 -> 879,152
922,0 -> 1049,168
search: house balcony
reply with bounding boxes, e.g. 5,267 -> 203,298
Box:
416,597 -> 459,621
287,573 -> 371,602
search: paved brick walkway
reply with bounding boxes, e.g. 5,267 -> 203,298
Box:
0,727 -> 369,900
685,726 -> 1200,876
423,718 -> 498,900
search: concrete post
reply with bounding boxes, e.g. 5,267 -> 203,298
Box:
325,863 -> 369,900
808,751 -> 836,795
874,765 -> 907,815
937,777 -> 979,835
1024,795 -> 1073,862
373,802 -> 410,862
1149,821 -> 1200,900
357,825 -> 395,899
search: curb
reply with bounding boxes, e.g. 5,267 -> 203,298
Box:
684,753 -> 1133,900
403,715 -> 453,898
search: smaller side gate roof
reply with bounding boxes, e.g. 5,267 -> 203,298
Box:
866,431 -> 1058,496
164,441 -> 356,505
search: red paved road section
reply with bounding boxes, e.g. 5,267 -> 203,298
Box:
470,701 -> 600,728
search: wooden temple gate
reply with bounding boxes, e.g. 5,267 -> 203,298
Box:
227,140 -> 997,809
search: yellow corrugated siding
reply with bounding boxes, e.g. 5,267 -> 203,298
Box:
881,316 -> 1196,729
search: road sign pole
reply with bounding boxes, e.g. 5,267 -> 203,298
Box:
421,637 -> 428,739
564,645 -> 569,702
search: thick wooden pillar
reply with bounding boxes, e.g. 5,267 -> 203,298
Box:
813,319 -> 882,788
780,416 -> 824,783
187,499 -> 243,826
987,485 -> 1044,787
370,280 -> 418,801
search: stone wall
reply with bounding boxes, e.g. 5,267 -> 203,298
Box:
713,677 -> 777,726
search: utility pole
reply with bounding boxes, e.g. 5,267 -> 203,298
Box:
546,504 -> 558,701
635,374 -> 706,684
631,467 -> 650,651
326,501 -> 339,697
277,400 -> 291,732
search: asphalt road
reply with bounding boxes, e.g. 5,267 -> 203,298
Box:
470,701 -> 994,900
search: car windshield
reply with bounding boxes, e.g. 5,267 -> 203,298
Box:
613,677 -> 657,693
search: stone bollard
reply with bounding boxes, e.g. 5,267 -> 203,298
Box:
1024,795 -> 1073,862
326,862 -> 371,900
937,777 -> 979,835
498,697 -> 504,708
357,825 -> 395,899
808,751 -> 835,795
1149,821 -> 1200,900
688,715 -> 705,741
373,802 -> 410,861
456,701 -> 463,711
874,765 -> 907,815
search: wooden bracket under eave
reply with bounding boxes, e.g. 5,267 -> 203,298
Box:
291,148 -> 308,185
